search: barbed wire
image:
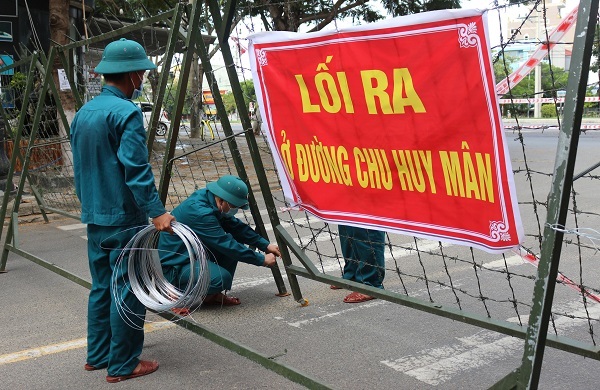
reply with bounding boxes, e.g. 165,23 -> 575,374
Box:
7,0 -> 600,352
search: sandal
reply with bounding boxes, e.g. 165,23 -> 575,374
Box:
106,360 -> 159,383
171,307 -> 191,316
203,293 -> 241,306
343,291 -> 375,303
84,363 -> 106,371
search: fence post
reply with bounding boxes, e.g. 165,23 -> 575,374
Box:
0,118 -> 15,196
514,0 -> 599,387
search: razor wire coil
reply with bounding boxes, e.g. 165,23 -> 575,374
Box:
112,222 -> 210,326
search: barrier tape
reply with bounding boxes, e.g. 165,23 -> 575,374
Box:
503,124 -> 600,130
495,5 -> 579,95
513,248 -> 600,303
499,97 -> 600,104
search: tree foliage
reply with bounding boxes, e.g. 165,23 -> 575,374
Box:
495,56 -> 569,97
93,0 -> 172,19
237,0 -> 461,32
591,25 -> 600,96
222,80 -> 256,116
93,0 -> 461,33
494,55 -> 570,115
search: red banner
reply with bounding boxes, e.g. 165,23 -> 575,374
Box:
249,9 -> 523,253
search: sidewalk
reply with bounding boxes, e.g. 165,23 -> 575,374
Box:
502,117 -> 600,126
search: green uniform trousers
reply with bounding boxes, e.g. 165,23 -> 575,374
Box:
338,225 -> 386,289
163,257 -> 233,295
86,224 -> 145,376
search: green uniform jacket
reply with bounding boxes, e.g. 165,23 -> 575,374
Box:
70,86 -> 166,226
160,188 -> 269,268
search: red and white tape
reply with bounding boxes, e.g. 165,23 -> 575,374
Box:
499,97 -> 600,104
504,125 -> 600,130
495,5 -> 579,95
513,247 -> 600,303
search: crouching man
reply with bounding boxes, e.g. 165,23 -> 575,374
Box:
159,175 -> 280,310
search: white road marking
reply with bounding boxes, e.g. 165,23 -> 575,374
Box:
232,274 -> 288,289
0,338 -> 88,366
0,321 -> 174,366
230,238 -> 450,293
381,301 -> 600,386
384,240 -> 445,261
57,223 -> 86,231
482,255 -> 525,270
277,280 -> 464,329
286,300 -> 387,328
382,332 -> 522,386
262,216 -> 322,233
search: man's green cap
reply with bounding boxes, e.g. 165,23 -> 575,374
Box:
95,38 -> 157,74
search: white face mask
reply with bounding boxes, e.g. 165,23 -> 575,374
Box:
220,201 -> 238,216
131,81 -> 143,100
128,72 -> 144,100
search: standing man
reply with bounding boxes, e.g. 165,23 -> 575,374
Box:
251,103 -> 262,136
70,38 -> 175,383
333,225 -> 386,303
159,175 -> 279,309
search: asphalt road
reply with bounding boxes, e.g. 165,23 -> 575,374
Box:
2,125 -> 600,389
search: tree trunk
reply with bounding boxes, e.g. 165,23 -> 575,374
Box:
49,0 -> 75,175
189,53 -> 203,139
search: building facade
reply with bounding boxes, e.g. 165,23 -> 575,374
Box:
504,0 -> 573,71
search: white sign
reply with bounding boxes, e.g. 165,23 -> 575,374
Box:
58,69 -> 71,91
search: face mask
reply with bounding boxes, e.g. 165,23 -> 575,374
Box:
220,201 -> 238,217
131,81 -> 143,100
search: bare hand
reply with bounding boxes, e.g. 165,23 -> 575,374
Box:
263,253 -> 277,268
266,243 -> 281,257
153,212 -> 176,234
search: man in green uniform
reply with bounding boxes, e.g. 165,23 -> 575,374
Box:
70,38 -> 175,383
159,175 -> 279,309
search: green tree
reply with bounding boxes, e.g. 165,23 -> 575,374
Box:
221,92 -> 237,116
591,26 -> 600,96
222,80 -> 256,118
237,0 -> 460,32
162,77 -> 192,117
93,0 -> 171,19
495,54 -> 569,116
540,62 -> 569,97
95,0 -> 461,34
239,80 -> 256,107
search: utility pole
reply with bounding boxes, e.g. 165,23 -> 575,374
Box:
534,11 -> 542,118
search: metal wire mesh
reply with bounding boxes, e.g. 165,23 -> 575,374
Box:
230,0 -> 600,349
2,0 -> 600,363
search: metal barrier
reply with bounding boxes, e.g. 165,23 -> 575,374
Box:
1,1 -> 599,388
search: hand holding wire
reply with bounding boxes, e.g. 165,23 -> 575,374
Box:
152,212 -> 176,234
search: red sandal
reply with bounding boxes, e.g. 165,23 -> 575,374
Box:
203,293 -> 241,306
171,307 -> 191,316
84,363 -> 106,371
343,291 -> 375,303
106,360 -> 159,383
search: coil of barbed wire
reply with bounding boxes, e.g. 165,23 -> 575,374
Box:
112,222 -> 210,324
